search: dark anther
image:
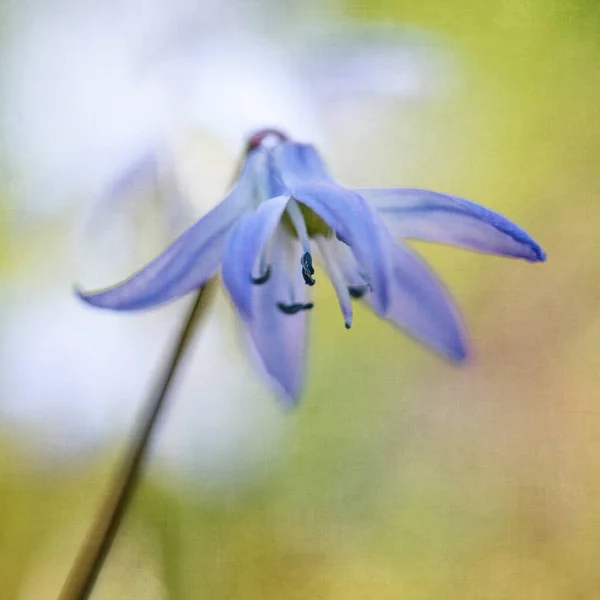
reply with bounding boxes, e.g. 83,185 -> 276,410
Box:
251,266 -> 271,285
246,129 -> 289,152
277,302 -> 314,315
301,252 -> 316,286
336,231 -> 350,246
348,285 -> 369,299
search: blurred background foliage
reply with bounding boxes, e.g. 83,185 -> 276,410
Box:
1,0 -> 600,598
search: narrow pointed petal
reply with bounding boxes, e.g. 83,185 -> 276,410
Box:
222,195 -> 290,319
315,237 -> 353,328
328,236 -> 467,360
370,243 -> 469,361
77,154 -> 259,310
357,188 -> 546,262
244,228 -> 310,405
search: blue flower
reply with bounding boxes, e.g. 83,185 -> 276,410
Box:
77,129 -> 546,404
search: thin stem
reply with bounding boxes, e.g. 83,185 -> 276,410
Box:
58,279 -> 217,600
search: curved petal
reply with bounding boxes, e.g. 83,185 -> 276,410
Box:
291,182 -> 393,315
371,243 -> 469,362
76,153 -> 259,311
243,227 -> 310,405
331,238 -> 468,361
357,187 -> 546,262
221,195 -> 290,319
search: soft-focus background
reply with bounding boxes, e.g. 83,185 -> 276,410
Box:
0,0 -> 598,598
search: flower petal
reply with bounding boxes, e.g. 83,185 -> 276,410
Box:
221,195 -> 290,319
357,188 -> 546,262
274,142 -> 394,314
369,242 -> 469,362
331,235 -> 468,360
293,183 -> 394,315
273,141 -> 334,186
76,153 -> 259,310
244,227 -> 310,405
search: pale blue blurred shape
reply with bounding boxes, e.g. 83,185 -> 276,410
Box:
0,0 -> 458,217
0,276 -> 284,485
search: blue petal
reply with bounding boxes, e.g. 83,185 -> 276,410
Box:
273,142 -> 333,187
329,236 -> 468,360
221,195 -> 290,319
290,182 -> 394,316
357,188 -> 546,262
274,142 -> 394,314
76,153 -> 259,310
369,243 -> 469,362
244,227 -> 310,405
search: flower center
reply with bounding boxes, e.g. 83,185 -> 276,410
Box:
300,203 -> 330,237
281,204 -> 330,240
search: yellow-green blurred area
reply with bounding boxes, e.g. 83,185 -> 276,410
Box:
1,0 -> 600,598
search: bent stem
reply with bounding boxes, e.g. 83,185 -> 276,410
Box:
58,279 -> 217,600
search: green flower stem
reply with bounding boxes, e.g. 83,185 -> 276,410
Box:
58,278 -> 217,600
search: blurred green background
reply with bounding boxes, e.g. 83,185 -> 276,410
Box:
1,0 -> 599,598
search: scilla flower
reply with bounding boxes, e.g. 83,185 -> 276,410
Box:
78,129 -> 545,403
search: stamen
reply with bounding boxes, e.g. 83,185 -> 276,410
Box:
286,200 -> 312,250
277,302 -> 314,315
286,199 -> 316,286
348,285 -> 370,299
300,252 -> 316,286
251,265 -> 271,285
315,236 -> 353,329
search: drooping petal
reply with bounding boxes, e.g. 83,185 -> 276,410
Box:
76,153 -> 259,310
370,243 -> 468,361
314,236 -> 353,328
293,183 -> 394,315
357,187 -> 546,262
331,237 -> 468,360
243,227 -> 311,405
221,195 -> 290,319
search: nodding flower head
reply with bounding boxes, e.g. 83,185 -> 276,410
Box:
77,129 -> 546,404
